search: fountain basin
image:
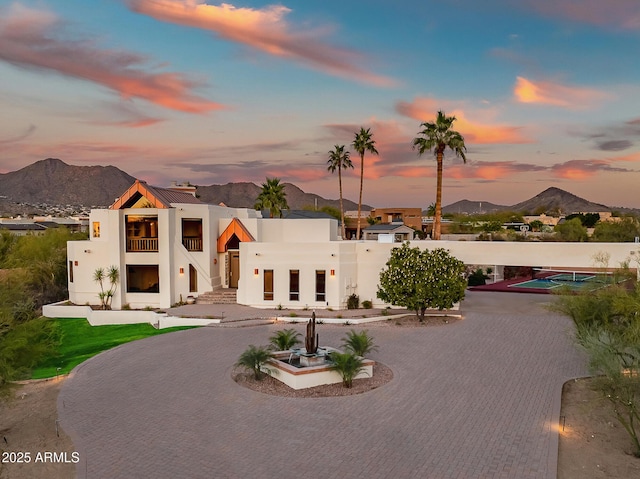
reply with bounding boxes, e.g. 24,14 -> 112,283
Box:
268,348 -> 374,390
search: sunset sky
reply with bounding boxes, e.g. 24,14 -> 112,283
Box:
1,0 -> 639,209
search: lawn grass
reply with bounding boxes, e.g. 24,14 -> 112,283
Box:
31,318 -> 196,379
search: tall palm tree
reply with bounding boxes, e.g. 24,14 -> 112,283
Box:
412,111 -> 466,240
327,144 -> 353,240
254,177 -> 289,218
352,127 -> 378,240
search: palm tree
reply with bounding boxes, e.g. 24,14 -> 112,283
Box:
342,329 -> 378,357
269,328 -> 302,351
352,127 -> 378,240
412,111 -> 466,240
254,177 -> 289,218
235,345 -> 276,380
329,351 -> 368,388
327,145 -> 353,240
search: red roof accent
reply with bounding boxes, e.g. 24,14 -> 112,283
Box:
217,218 -> 255,253
110,180 -> 202,210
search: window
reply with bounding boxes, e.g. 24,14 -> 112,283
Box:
182,219 -> 203,251
125,215 -> 158,252
92,221 -> 100,238
289,270 -> 299,301
315,270 -> 326,302
126,265 -> 160,293
264,269 -> 274,301
69,260 -> 74,283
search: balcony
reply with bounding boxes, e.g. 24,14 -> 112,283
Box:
182,237 -> 203,252
127,238 -> 158,252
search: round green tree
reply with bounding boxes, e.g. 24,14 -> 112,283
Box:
377,243 -> 467,321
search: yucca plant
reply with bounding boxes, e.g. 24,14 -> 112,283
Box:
329,352 -> 367,388
342,329 -> 378,357
269,328 -> 302,351
235,345 -> 275,381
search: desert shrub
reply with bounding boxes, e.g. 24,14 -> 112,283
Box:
347,294 -> 359,310
342,330 -> 378,357
235,345 -> 275,381
467,268 -> 488,286
362,300 -> 372,309
328,351 -> 367,388
269,329 -> 301,351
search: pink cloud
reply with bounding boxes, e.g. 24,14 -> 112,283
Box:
550,159 -> 630,180
396,97 -> 533,144
519,0 -> 640,30
127,0 -> 396,87
514,76 -> 610,109
0,4 -> 223,113
611,152 -> 640,162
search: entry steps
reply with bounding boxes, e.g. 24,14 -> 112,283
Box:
196,289 -> 237,304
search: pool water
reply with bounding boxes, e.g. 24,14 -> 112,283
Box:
509,273 -> 609,291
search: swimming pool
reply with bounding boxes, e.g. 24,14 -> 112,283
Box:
509,273 -> 606,291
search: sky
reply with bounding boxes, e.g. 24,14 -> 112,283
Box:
1,0 -> 639,209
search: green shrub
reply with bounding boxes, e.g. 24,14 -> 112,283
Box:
342,329 -> 378,357
328,352 -> 367,388
235,345 -> 275,381
269,329 -> 301,351
347,294 -> 359,310
467,268 -> 489,286
362,300 -> 372,309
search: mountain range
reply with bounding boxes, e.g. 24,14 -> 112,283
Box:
443,187 -> 618,215
0,158 -> 365,213
0,158 -> 634,216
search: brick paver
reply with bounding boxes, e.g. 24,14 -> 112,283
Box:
58,291 -> 588,478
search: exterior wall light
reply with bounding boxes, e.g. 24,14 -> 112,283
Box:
254,268 -> 259,276
179,267 -> 184,275
330,269 -> 335,276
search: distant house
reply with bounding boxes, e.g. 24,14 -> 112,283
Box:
370,208 -> 422,231
362,223 -> 415,242
0,222 -> 47,236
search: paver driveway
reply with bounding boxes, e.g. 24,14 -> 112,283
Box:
58,292 -> 588,478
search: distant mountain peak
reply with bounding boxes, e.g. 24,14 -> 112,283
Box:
444,187 -> 615,215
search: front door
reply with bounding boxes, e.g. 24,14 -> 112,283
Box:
189,264 -> 197,292
229,251 -> 240,288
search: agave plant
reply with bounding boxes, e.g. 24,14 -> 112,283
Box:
269,328 -> 302,351
329,352 -> 368,388
235,345 -> 276,381
342,329 -> 378,357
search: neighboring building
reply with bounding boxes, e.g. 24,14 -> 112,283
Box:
523,214 -> 561,227
0,216 -> 88,235
0,221 -> 47,236
343,210 -> 371,240
67,180 -> 640,311
362,223 -> 415,241
370,208 -> 422,231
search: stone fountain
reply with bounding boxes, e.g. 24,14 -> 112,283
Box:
299,312 -> 327,367
268,312 -> 374,390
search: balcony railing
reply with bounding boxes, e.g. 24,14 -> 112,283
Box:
127,238 -> 158,252
182,237 -> 203,252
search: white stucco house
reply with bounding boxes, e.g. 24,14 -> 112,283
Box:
67,180 -> 640,311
